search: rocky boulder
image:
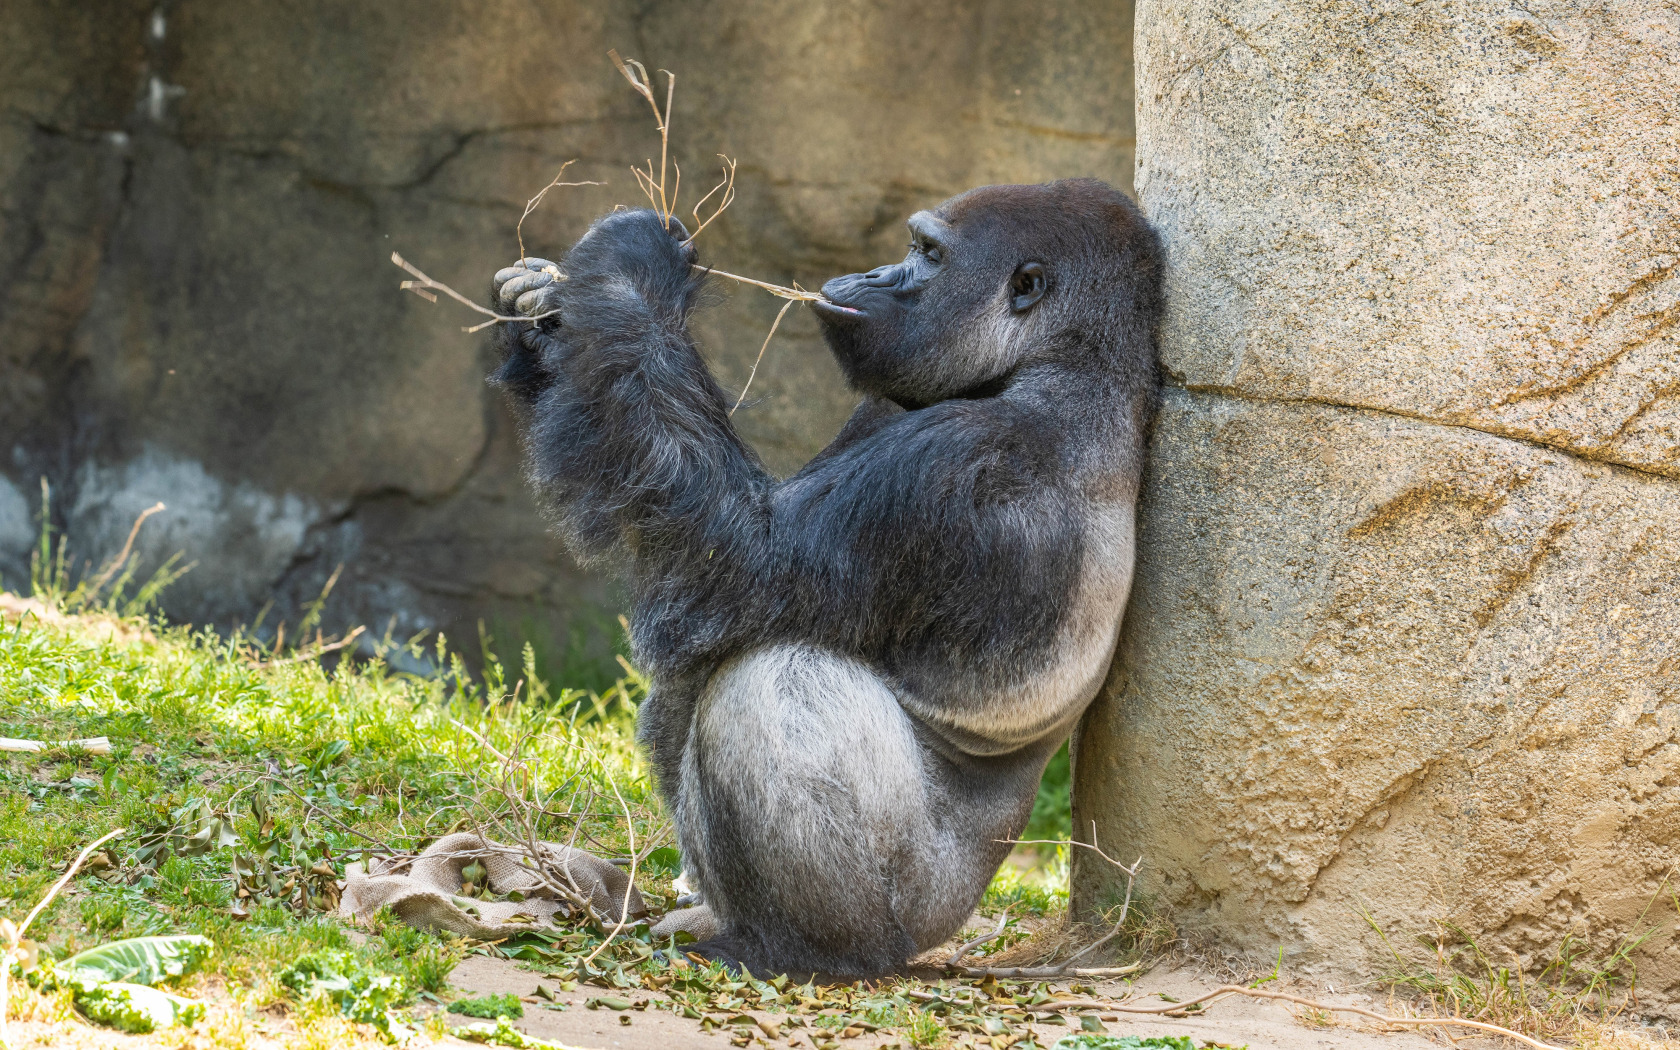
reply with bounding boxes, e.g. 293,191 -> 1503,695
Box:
1074,0 -> 1680,1008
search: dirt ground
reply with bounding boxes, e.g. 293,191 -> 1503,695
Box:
441,953 -> 1447,1050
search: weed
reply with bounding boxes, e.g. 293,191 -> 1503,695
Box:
904,1007 -> 947,1048
1366,908 -> 1660,1046
982,847 -> 1070,918
449,992 -> 523,1019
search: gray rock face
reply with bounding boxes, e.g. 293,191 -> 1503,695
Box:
0,1 -> 1135,664
1075,0 -> 1680,1007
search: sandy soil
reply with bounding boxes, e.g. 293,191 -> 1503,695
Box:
442,953 -> 1447,1050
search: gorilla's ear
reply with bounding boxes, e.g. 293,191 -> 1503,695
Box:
1010,262 -> 1047,313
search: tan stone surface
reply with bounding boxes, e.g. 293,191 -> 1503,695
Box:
1076,388 -> 1680,1004
1135,0 -> 1680,478
1075,0 -> 1680,1009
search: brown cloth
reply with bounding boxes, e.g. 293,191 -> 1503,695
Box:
338,832 -> 647,940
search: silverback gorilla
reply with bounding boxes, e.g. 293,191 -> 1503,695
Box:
488,178 -> 1161,976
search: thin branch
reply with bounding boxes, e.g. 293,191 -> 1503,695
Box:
609,51 -> 675,227
957,828 -> 1142,979
685,156 -> 737,244
578,750 -> 639,969
1051,845 -> 1141,973
17,828 -> 127,938
659,69 -> 674,222
731,297 -> 796,416
698,266 -> 824,301
3,828 -> 125,1050
1025,986 -> 1567,1050
946,908 -> 1012,968
449,717 -> 513,766
256,625 -> 366,669
517,159 -> 605,262
86,503 -> 165,600
392,252 -> 558,333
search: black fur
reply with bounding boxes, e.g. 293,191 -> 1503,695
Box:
491,179 -> 1161,975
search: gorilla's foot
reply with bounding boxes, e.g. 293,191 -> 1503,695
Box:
650,904 -> 719,943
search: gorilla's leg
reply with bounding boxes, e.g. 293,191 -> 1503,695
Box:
673,645 -> 1045,975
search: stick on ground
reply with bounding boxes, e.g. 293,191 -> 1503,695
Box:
1029,986 -> 1568,1050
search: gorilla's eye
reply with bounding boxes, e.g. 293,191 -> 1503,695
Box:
924,245 -> 942,264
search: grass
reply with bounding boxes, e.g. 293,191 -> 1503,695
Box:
1363,910 -> 1673,1049
0,574 -> 659,1046
13,591 -> 1678,1049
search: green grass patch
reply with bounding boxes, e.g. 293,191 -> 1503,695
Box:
0,589 -> 655,1041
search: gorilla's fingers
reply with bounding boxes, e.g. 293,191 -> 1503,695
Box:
518,257 -> 559,272
515,287 -> 555,315
501,271 -> 554,307
494,265 -> 533,286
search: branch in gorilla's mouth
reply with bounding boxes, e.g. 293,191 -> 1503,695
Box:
695,266 -> 826,302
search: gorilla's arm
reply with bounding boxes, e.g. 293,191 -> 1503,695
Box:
493,209 -> 1083,705
634,395 -> 1085,699
490,211 -> 775,583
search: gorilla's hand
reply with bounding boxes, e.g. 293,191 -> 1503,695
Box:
560,209 -> 698,320
488,209 -> 704,408
493,257 -> 564,324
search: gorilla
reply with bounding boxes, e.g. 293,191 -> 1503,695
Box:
489,178 -> 1160,976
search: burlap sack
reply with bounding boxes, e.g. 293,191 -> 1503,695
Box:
339,832 -> 647,940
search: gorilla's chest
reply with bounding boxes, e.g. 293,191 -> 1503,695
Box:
894,500 -> 1137,756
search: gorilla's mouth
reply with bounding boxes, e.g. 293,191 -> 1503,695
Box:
811,298 -> 865,321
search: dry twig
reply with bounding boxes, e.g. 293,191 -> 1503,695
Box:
701,267 -> 824,302
393,252 -> 558,334
256,625 -> 367,669
609,50 -> 676,229
578,755 -> 640,969
686,156 -> 737,244
946,908 -> 1013,968
1027,986 -> 1567,1050
730,297 -> 797,415
949,826 -> 1143,980
86,502 -> 165,600
2,827 -> 127,1049
518,159 -> 605,263
394,52 -> 825,412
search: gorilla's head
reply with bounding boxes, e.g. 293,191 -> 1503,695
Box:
812,178 -> 1158,409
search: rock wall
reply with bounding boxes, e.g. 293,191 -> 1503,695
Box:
0,1 -> 1135,671
1074,0 -> 1680,1006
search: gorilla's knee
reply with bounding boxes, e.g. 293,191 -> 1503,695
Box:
677,645 -> 932,973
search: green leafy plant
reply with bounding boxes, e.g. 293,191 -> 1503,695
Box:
1050,1036 -> 1201,1049
449,992 -> 524,1019
59,933 -> 212,985
278,949 -> 413,1043
74,981 -> 206,1034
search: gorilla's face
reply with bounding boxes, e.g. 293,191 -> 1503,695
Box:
812,199 -> 1049,409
